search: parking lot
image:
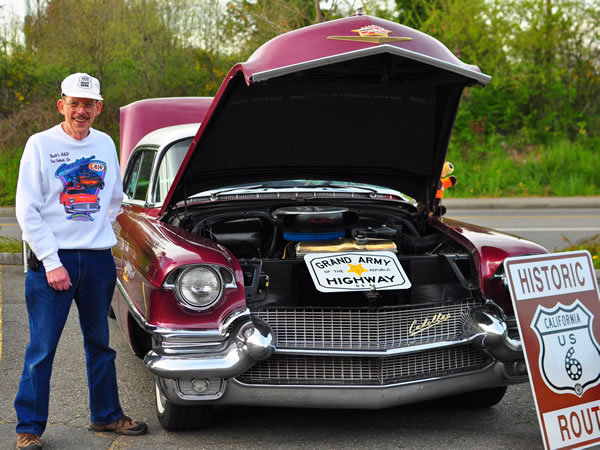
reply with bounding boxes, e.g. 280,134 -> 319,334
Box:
0,262 -> 545,449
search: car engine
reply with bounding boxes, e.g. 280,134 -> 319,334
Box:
168,201 -> 481,309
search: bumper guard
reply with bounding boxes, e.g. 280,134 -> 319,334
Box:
144,319 -> 275,379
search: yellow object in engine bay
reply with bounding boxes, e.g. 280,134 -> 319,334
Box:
295,237 -> 397,259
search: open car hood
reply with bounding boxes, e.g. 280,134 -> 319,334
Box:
162,15 -> 489,215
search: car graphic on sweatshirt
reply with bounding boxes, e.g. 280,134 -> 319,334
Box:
55,156 -> 107,220
59,184 -> 101,215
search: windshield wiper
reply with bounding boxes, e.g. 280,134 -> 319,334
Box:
208,183 -> 307,201
318,182 -> 379,198
201,182 -> 388,202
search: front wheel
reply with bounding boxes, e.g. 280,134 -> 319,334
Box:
154,378 -> 212,430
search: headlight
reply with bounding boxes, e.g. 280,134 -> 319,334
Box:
176,266 -> 222,310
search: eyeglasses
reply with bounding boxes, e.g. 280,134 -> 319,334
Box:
65,101 -> 97,112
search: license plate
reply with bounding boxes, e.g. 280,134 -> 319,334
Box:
304,251 -> 411,293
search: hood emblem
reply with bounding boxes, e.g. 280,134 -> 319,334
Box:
328,25 -> 412,44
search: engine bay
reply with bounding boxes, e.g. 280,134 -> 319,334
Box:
166,201 -> 481,308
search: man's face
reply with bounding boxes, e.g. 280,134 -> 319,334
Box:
57,96 -> 103,140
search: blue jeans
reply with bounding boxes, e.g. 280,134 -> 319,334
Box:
14,249 -> 124,436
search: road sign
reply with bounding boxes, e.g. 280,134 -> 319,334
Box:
505,251 -> 600,450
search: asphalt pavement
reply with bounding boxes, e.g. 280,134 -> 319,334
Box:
1,199 -> 599,448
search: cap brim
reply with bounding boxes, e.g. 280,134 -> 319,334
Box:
61,89 -> 103,101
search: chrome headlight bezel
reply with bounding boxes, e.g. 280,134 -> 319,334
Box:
165,264 -> 236,312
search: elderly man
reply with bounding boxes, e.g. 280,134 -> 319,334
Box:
14,73 -> 147,450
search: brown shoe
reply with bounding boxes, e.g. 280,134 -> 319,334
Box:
16,432 -> 41,449
90,415 -> 148,436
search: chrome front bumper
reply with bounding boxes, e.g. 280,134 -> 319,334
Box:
144,318 -> 275,379
143,304 -> 526,408
157,359 -> 524,408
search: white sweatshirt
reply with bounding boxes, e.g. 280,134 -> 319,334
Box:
16,124 -> 123,271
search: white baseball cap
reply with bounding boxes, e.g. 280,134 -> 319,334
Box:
61,73 -> 103,101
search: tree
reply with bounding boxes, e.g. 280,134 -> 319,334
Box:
406,0 -> 600,141
224,0 -> 355,58
505,0 -> 600,139
393,0 -> 441,29
14,0 -> 233,138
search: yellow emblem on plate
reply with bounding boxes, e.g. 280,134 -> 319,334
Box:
347,263 -> 369,277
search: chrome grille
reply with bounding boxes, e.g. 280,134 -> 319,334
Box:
237,346 -> 487,385
251,301 -> 478,351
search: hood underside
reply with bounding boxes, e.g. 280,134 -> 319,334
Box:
164,19 -> 489,215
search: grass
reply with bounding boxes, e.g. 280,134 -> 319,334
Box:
1,136 -> 599,206
445,136 -> 600,198
559,234 -> 600,270
0,235 -> 22,253
0,148 -> 20,206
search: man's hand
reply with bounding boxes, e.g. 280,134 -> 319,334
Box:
46,266 -> 72,291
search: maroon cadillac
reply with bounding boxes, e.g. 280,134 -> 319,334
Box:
113,13 -> 547,430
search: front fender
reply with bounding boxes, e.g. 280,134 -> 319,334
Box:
431,217 -> 547,312
115,205 -> 247,332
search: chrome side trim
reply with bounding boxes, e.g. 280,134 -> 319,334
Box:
115,278 -> 250,342
250,45 -> 491,85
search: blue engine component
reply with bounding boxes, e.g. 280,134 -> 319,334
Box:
283,230 -> 345,242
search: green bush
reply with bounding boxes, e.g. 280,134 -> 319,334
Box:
0,148 -> 21,206
560,235 -> 600,269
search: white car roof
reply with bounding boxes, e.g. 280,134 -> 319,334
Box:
135,123 -> 200,149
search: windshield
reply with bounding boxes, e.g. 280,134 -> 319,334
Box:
155,137 -> 193,203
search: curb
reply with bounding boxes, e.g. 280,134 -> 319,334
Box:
0,207 -> 15,217
0,252 -> 22,265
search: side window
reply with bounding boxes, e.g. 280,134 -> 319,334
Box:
155,138 -> 193,203
123,152 -> 142,199
123,149 -> 156,202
